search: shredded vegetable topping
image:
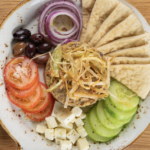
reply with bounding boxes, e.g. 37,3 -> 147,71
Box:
46,42 -> 111,107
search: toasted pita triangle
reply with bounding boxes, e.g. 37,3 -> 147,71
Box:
97,33 -> 150,54
108,57 -> 150,65
96,14 -> 144,47
80,8 -> 91,42
83,0 -> 119,43
110,65 -> 150,99
90,2 -> 132,46
106,44 -> 150,57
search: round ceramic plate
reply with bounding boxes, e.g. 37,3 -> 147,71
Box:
0,0 -> 150,150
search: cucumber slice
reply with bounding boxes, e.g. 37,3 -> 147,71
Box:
96,100 -> 123,129
89,106 -> 122,138
104,97 -> 137,120
109,80 -> 139,111
104,106 -> 132,126
83,113 -> 112,142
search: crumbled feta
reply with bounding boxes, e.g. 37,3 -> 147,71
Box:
76,126 -> 87,138
46,116 -> 58,129
77,138 -> 89,150
55,128 -> 66,140
58,123 -> 73,130
71,107 -> 82,117
45,129 -> 54,140
75,118 -> 84,127
36,125 -> 46,134
60,140 -> 72,150
56,108 -> 75,125
67,129 -> 80,144
55,138 -> 62,145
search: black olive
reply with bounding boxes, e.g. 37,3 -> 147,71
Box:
34,53 -> 50,64
30,33 -> 44,45
13,29 -> 31,41
13,42 -> 26,56
25,43 -> 36,58
37,42 -> 52,54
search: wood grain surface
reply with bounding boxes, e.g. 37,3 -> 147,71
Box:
0,0 -> 150,150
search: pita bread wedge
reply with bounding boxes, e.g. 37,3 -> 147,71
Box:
97,33 -> 150,54
108,57 -> 150,65
110,65 -> 150,99
106,44 -> 150,57
82,0 -> 95,9
96,14 -> 144,47
89,3 -> 132,46
80,8 -> 91,42
83,0 -> 119,43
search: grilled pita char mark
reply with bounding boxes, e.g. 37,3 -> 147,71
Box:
96,14 -> 144,47
97,33 -> 150,55
83,0 -> 119,43
110,65 -> 150,99
90,2 -> 132,47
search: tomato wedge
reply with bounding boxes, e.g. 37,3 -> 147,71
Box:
7,83 -> 42,109
24,96 -> 55,121
4,57 -> 38,90
22,83 -> 51,113
6,79 -> 39,98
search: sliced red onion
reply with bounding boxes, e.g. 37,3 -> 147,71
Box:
38,1 -> 82,46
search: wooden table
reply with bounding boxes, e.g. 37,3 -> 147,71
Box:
0,0 -> 150,149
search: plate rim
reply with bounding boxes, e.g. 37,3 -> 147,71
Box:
0,0 -> 150,150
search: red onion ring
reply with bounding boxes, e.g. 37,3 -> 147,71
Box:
38,1 -> 82,46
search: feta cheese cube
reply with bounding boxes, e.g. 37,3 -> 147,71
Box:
58,123 -> 73,130
78,112 -> 86,119
55,128 -> 66,140
46,116 -> 58,129
56,108 -> 75,125
70,118 -> 76,123
77,138 -> 89,150
36,125 -> 46,134
76,126 -> 87,138
75,118 -> 84,127
52,101 -> 64,117
60,140 -> 72,150
71,107 -> 82,117
67,129 -> 80,144
45,129 -> 54,140
55,138 -> 62,145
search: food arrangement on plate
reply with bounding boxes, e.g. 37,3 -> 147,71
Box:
1,0 -> 150,150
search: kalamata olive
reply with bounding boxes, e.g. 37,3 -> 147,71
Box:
13,42 -> 26,56
30,33 -> 44,45
37,42 -> 52,54
13,29 -> 31,41
34,53 -> 50,64
25,43 -> 36,58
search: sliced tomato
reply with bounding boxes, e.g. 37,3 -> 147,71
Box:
6,79 -> 39,98
24,96 -> 55,121
22,83 -> 51,113
4,57 -> 38,90
7,83 -> 42,109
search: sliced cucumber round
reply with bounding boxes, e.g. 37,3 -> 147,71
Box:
104,97 -> 137,120
104,106 -> 132,126
109,80 -> 139,111
83,113 -> 112,142
96,100 -> 123,129
89,106 -> 122,138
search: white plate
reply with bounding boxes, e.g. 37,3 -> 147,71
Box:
0,0 -> 150,150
